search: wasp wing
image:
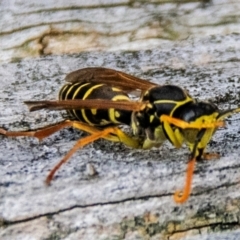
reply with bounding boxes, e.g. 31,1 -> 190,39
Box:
25,99 -> 147,112
65,67 -> 157,93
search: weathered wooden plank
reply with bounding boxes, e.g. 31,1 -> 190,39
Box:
0,34 -> 240,239
1,0 -> 240,63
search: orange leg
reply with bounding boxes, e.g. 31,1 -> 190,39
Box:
45,126 -> 119,185
0,120 -> 120,142
173,158 -> 196,204
1,121 -> 139,184
173,152 -> 219,204
0,121 -> 74,141
0,120 -> 136,145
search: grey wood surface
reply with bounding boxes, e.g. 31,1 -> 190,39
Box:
0,34 -> 240,239
1,0 -> 240,63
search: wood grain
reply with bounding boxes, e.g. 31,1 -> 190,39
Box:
0,34 -> 240,239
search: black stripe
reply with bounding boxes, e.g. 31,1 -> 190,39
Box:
58,82 -> 131,126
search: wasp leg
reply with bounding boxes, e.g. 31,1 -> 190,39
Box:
173,157 -> 196,203
0,121 -> 75,141
162,121 -> 183,148
0,120 -> 139,148
173,129 -> 206,204
1,121 -> 140,184
71,121 -> 140,149
173,151 -> 218,204
160,115 -> 225,129
45,126 -> 139,185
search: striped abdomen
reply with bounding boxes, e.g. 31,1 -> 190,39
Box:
59,82 -> 132,126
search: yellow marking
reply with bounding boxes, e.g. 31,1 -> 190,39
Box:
144,90 -> 149,96
59,83 -> 92,120
131,121 -> 138,135
154,96 -> 193,117
59,84 -> 71,100
162,118 -> 183,148
150,115 -> 154,123
161,112 -> 223,151
191,113 -> 224,130
153,100 -> 177,104
83,84 -> 104,99
115,111 -> 120,118
100,119 -> 110,125
73,83 -> 91,99
65,83 -> 87,99
171,96 -> 193,115
81,84 -> 104,124
71,83 -> 91,120
109,95 -> 130,124
161,114 -> 224,130
109,110 -> 116,124
112,87 -> 122,92
91,109 -> 97,115
112,95 -> 130,102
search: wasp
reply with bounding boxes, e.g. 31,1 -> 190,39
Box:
0,67 -> 239,203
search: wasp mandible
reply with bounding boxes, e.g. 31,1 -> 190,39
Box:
1,67 -> 239,203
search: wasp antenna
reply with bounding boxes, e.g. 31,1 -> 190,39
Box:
218,107 -> 240,120
45,126 -> 119,184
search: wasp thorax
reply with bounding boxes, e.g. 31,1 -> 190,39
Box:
143,85 -> 194,118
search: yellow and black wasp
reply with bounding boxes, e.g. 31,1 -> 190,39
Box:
1,67 -> 239,203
